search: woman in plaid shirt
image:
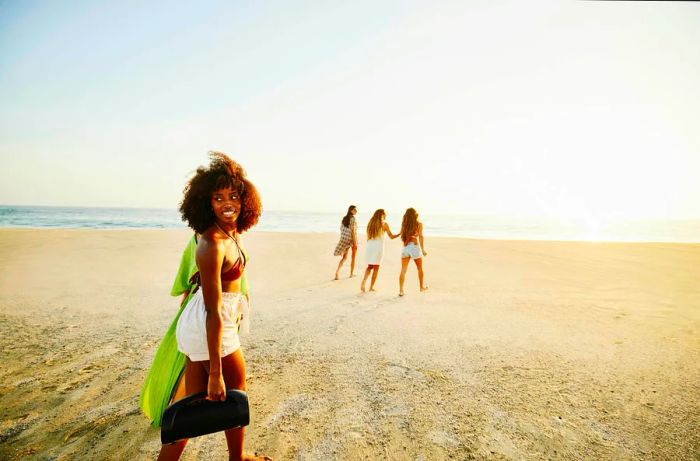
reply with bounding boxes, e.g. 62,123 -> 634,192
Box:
333,205 -> 358,280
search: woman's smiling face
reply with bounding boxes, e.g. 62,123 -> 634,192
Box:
211,186 -> 242,228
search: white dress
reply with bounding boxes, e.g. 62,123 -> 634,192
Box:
365,232 -> 385,265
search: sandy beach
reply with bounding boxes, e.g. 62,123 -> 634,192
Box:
0,228 -> 699,460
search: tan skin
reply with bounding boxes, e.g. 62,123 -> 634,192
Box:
399,221 -> 428,297
158,187 -> 271,461
334,207 -> 358,280
360,216 -> 399,292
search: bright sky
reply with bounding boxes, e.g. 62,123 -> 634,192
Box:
1,0 -> 699,220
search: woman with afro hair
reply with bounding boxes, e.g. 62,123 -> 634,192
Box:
157,152 -> 271,461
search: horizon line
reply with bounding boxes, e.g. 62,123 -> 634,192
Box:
1,203 -> 699,221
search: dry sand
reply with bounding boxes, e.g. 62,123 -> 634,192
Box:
0,228 -> 699,460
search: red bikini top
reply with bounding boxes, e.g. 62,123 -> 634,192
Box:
221,248 -> 247,281
218,224 -> 247,282
189,232 -> 247,287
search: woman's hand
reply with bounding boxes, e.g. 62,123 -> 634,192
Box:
207,372 -> 227,401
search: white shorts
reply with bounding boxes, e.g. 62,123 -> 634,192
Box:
176,289 -> 245,362
401,242 -> 423,260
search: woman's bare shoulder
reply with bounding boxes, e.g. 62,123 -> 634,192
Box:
196,228 -> 226,255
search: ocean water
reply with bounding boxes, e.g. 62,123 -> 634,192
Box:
1,205 -> 699,243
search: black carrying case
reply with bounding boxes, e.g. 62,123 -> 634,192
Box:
161,389 -> 250,444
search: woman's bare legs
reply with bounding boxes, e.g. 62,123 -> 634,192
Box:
334,249 -> 349,280
157,359 -> 206,461
221,349 -> 272,461
350,245 -> 358,277
369,266 -> 380,291
221,349 -> 247,460
360,265 -> 373,292
157,352 -> 271,461
399,257 -> 410,296
414,258 -> 428,291
171,372 -> 187,402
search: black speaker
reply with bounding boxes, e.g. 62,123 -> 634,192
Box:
161,389 -> 250,444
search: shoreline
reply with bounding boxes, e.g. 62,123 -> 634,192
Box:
2,226 -> 700,245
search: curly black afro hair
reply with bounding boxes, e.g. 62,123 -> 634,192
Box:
179,151 -> 262,233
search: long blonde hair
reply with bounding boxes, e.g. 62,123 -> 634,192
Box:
366,209 -> 386,240
400,208 -> 419,244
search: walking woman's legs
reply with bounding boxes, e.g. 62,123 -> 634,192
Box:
157,352 -> 271,461
414,258 -> 428,291
361,265 -> 372,292
221,349 -> 272,461
157,359 -> 208,461
334,249 -> 349,280
171,372 -> 187,402
369,266 -> 380,291
399,257 -> 410,296
350,246 -> 358,277
222,349 -> 247,460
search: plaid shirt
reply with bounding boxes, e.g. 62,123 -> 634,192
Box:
333,216 -> 356,256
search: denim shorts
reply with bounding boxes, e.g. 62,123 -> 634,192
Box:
401,242 -> 423,259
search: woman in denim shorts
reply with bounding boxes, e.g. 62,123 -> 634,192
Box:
398,208 -> 428,296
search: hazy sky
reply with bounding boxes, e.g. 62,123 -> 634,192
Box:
1,0 -> 699,220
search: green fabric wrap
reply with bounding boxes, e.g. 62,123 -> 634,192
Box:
139,235 -> 197,427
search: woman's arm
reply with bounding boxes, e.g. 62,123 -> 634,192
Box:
196,237 -> 227,401
384,222 -> 399,239
418,223 -> 427,256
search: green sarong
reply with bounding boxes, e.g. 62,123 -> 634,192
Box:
139,234 -> 197,427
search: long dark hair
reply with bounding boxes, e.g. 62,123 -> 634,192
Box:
341,205 -> 356,228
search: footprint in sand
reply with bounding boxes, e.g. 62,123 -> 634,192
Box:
362,298 -> 394,312
78,363 -> 104,375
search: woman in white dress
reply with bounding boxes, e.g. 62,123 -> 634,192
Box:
360,209 -> 399,292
